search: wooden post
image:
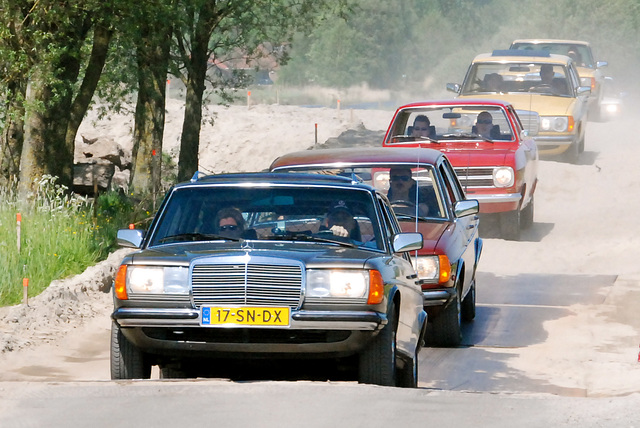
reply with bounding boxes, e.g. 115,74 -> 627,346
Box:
315,123 -> 318,146
16,213 -> 21,253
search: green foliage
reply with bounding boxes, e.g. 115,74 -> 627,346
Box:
0,176 -> 142,307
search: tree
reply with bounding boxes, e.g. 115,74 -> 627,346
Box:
172,0 -> 351,183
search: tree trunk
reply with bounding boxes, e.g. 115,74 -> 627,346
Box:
19,75 -> 49,196
130,24 -> 171,199
0,80 -> 26,184
177,4 -> 216,183
65,25 -> 113,154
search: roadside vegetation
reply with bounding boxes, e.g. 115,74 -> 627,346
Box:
0,176 -> 143,307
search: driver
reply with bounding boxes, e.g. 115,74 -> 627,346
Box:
387,168 -> 432,217
323,201 -> 361,240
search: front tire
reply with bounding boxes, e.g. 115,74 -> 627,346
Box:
520,197 -> 534,229
111,322 -> 151,380
359,304 -> 397,386
461,281 -> 476,322
430,291 -> 462,347
396,350 -> 418,388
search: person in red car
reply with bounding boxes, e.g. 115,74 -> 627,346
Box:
387,167 -> 433,217
475,111 -> 494,139
410,115 -> 432,139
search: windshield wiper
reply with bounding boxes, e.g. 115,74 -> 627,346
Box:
263,232 -> 358,248
395,214 -> 430,222
158,233 -> 240,243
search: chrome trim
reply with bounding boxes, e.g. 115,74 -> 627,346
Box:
113,307 -> 384,331
468,193 -> 522,204
533,136 -> 574,145
422,289 -> 455,306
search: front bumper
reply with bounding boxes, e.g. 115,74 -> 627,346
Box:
422,288 -> 456,307
468,192 -> 521,213
112,307 -> 386,357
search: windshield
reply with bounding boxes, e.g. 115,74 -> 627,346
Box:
147,185 -> 384,250
510,42 -> 594,68
273,165 -> 447,221
461,62 -> 572,97
387,105 -> 514,143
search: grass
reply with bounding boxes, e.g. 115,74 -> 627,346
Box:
0,175 -> 139,307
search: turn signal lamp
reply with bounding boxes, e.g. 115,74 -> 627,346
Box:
438,255 -> 451,283
367,270 -> 384,304
568,116 -> 575,132
114,265 -> 129,300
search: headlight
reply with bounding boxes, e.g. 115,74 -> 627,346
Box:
116,265 -> 189,299
412,255 -> 451,284
493,167 -> 514,187
307,270 -> 368,299
540,116 -> 570,132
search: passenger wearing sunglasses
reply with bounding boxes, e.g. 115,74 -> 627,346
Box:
410,115 -> 432,140
214,206 -> 246,239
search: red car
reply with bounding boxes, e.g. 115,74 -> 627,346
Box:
270,147 -> 482,347
382,99 -> 539,240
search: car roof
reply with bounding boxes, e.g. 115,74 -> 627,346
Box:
511,38 -> 591,47
175,171 -> 363,189
270,147 -> 444,171
393,98 -> 514,110
473,50 -> 572,65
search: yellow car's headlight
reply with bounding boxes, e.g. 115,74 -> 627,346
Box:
540,116 -> 572,132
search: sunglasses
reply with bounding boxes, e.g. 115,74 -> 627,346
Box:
390,175 -> 411,182
477,120 -> 492,125
413,127 -> 430,131
219,225 -> 238,231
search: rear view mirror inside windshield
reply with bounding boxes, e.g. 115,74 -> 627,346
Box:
442,112 -> 461,119
509,66 -> 530,72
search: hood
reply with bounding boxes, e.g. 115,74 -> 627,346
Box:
398,220 -> 448,254
127,241 -> 376,269
459,93 -> 575,116
422,143 -> 510,167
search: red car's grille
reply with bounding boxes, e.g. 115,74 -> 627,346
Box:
454,167 -> 495,188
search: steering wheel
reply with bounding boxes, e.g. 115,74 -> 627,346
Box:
391,200 -> 417,216
529,84 -> 552,93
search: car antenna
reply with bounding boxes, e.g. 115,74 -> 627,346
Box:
190,171 -> 201,182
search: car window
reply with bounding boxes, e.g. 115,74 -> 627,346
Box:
147,186 -> 385,250
511,42 -> 594,68
438,158 -> 466,206
462,62 -> 572,97
387,105 -> 515,142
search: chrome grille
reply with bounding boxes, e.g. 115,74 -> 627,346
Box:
454,167 -> 495,188
192,261 -> 303,309
515,109 -> 540,136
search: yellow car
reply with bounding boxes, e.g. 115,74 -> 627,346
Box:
509,39 -> 608,121
447,50 -> 591,162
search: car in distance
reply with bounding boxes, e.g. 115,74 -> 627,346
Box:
270,147 -> 482,347
509,39 -> 608,120
112,172 -> 427,387
447,50 -> 591,162
381,99 -> 538,240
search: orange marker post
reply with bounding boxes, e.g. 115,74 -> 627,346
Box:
314,123 -> 318,146
23,278 -> 28,306
247,91 -> 252,109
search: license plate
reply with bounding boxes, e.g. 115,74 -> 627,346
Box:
200,306 -> 290,326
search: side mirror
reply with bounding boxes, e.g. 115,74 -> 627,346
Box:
596,60 -> 608,68
446,83 -> 461,94
117,229 -> 145,248
454,199 -> 479,218
520,129 -> 529,139
392,232 -> 423,253
577,86 -> 591,95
